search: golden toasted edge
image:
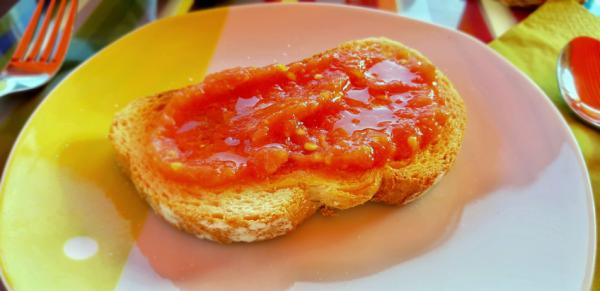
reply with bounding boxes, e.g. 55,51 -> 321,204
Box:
373,71 -> 465,205
356,38 -> 467,205
109,89 -> 382,243
109,37 -> 466,243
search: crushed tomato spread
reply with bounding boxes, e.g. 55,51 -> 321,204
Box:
148,43 -> 449,187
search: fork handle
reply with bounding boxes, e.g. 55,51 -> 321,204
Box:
0,75 -> 49,99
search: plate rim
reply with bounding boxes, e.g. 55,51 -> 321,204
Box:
0,3 -> 595,290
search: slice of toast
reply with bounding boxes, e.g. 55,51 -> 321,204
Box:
109,37 -> 466,243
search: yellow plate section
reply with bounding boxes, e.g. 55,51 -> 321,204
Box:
0,8 -> 227,290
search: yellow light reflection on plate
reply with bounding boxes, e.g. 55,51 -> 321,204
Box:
0,8 -> 227,290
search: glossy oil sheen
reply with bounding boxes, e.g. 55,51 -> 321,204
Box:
150,46 -> 447,187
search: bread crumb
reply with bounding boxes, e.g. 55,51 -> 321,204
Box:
320,207 -> 338,217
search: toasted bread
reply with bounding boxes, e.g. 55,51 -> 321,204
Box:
109,37 -> 466,243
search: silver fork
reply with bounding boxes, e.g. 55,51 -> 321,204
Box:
0,0 -> 78,98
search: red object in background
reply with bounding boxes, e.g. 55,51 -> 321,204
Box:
458,0 -> 494,43
345,0 -> 396,11
570,36 -> 600,110
345,0 -> 378,6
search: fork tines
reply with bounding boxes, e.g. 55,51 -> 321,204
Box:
11,0 -> 78,66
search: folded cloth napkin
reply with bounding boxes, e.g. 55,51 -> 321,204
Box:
489,0 -> 600,287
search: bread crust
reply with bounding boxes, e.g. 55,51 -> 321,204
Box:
109,37 -> 466,243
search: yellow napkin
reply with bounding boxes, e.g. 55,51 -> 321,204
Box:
489,0 -> 600,288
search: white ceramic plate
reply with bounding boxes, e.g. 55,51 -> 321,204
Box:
0,4 -> 595,290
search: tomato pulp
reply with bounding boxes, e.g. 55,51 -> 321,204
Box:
149,43 -> 449,187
